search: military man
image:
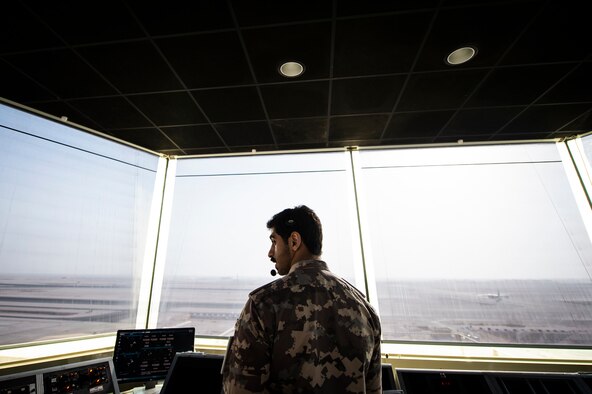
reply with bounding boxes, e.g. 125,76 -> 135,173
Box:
222,205 -> 382,393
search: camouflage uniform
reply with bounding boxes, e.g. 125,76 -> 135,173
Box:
222,260 -> 382,393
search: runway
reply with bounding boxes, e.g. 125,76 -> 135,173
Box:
1,275 -> 591,346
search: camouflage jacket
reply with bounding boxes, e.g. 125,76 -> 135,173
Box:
222,260 -> 382,393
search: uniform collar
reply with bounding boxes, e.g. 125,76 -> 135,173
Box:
288,259 -> 328,274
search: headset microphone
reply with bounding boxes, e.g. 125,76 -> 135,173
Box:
270,269 -> 277,276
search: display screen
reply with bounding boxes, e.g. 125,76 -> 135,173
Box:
113,327 -> 195,385
160,352 -> 223,394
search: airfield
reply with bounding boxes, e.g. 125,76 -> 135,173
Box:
1,275 -> 591,346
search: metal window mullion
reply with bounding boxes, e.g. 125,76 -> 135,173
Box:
348,148 -> 380,315
146,158 -> 178,328
560,140 -> 592,246
134,157 -> 177,329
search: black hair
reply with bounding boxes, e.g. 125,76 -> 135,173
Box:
266,205 -> 323,256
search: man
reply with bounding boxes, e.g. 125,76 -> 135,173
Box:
222,205 -> 382,393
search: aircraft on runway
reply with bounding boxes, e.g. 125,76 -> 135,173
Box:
477,289 -> 509,304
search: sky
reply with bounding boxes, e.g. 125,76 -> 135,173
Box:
1,103 -> 592,285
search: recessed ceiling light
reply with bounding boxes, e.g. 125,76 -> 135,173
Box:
279,61 -> 305,77
446,46 -> 477,65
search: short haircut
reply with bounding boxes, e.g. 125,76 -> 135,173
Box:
266,205 -> 323,256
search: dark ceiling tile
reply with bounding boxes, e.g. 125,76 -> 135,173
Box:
271,118 -> 327,144
502,2 -> 591,65
231,0 -> 332,26
397,70 -> 486,111
557,108 -> 592,134
415,2 -> 538,71
182,147 -> 231,155
331,76 -> 406,115
3,0 -> 589,155
192,87 -> 265,122
68,96 -> 151,129
500,104 -> 592,135
547,130 -> 577,139
380,136 -> 436,145
107,127 -> 178,152
490,131 -> 554,142
337,0 -> 439,16
156,32 -> 253,88
241,22 -> 331,83
128,1 -> 233,36
215,121 -> 274,147
441,107 -> 524,136
161,125 -> 224,149
6,49 -> 117,99
329,115 -> 389,141
333,12 -> 432,77
538,63 -> 592,105
24,0 -> 144,45
78,41 -> 182,94
384,110 -> 454,138
0,60 -> 55,103
128,92 -> 206,126
1,2 -> 63,53
276,142 -> 328,151
261,81 -> 329,119
467,64 -> 572,107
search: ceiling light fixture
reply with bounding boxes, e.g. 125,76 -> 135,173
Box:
279,61 -> 305,77
446,46 -> 477,65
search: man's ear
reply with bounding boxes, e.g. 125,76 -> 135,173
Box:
289,232 -> 302,250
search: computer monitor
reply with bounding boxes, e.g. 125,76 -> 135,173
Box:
112,327 -> 195,389
160,352 -> 224,394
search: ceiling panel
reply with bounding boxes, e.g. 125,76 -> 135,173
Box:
467,64 -> 572,107
6,49 -> 117,99
0,0 -> 589,155
271,118 -> 328,145
331,76 -> 406,115
241,22 -> 332,83
414,1 -> 540,71
77,41 -> 183,94
192,87 -> 266,123
24,0 -> 144,44
128,92 -> 206,126
161,124 -> 225,150
384,111 -> 455,139
396,70 -> 487,111
333,12 -> 432,77
128,1 -> 234,35
155,32 -> 254,89
260,81 -> 329,119
215,121 -> 274,148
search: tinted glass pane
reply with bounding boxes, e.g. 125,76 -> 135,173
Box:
0,104 -> 159,345
359,143 -> 592,345
158,152 -> 363,336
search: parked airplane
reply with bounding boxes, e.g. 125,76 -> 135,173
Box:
477,289 -> 508,304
